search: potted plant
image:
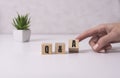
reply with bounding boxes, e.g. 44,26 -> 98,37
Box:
12,13 -> 31,42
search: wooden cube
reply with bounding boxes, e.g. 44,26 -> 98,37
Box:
41,43 -> 52,54
69,40 -> 79,53
55,43 -> 65,54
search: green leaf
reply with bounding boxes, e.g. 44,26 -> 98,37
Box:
12,13 -> 31,30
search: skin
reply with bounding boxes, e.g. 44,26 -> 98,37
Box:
76,23 -> 120,53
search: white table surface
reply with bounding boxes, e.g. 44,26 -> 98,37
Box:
0,34 -> 120,78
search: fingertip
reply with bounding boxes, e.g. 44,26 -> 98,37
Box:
75,35 -> 82,41
93,44 -> 99,50
75,37 -> 79,40
99,49 -> 106,53
92,43 -> 106,53
93,49 -> 106,53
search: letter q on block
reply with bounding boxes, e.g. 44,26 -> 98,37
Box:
41,43 -> 52,54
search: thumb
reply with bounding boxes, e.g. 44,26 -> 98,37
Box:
93,34 -> 112,52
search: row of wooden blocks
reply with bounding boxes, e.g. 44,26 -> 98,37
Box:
41,40 -> 79,54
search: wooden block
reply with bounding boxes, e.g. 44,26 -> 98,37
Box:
55,43 -> 65,54
69,40 -> 79,53
41,43 -> 52,54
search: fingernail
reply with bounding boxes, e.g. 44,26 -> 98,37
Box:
99,50 -> 105,53
93,44 -> 99,50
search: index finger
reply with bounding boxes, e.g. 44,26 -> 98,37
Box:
76,26 -> 105,41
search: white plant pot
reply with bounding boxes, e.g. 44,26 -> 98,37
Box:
13,30 -> 31,42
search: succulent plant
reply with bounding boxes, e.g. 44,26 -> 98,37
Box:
12,13 -> 30,30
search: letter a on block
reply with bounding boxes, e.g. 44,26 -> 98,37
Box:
72,40 -> 76,47
41,43 -> 52,54
69,40 -> 79,53
55,43 -> 65,54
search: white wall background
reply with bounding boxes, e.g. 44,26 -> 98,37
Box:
0,0 -> 120,34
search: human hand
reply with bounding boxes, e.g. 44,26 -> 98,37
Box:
76,23 -> 120,53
